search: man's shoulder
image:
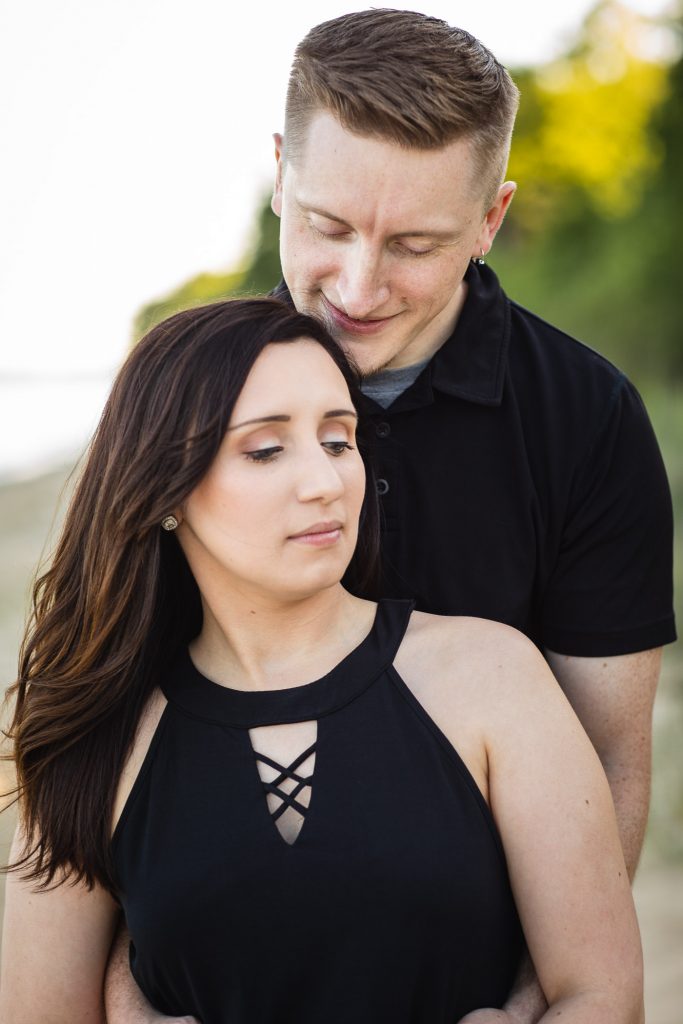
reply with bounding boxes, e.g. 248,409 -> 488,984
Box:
507,296 -> 625,389
502,295 -> 641,446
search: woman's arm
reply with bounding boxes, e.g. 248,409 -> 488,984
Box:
0,828 -> 120,1024
484,629 -> 644,1024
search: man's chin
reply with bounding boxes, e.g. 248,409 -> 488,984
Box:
294,290 -> 400,373
335,337 -> 395,378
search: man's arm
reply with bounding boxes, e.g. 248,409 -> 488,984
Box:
545,646 -> 661,879
104,919 -> 198,1024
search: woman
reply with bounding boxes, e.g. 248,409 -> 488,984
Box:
1,299 -> 642,1023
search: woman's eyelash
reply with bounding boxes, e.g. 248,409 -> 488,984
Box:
244,446 -> 284,463
244,442 -> 355,463
323,441 -> 355,456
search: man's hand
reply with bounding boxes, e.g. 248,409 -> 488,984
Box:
500,949 -> 546,1024
104,918 -> 199,1024
456,949 -> 546,1024
458,1011 -> 515,1023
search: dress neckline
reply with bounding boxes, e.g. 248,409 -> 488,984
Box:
162,598 -> 415,729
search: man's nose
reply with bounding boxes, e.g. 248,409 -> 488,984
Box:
335,242 -> 390,319
295,446 -> 345,505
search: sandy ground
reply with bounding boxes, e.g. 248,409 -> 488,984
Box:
1,464 -> 681,1020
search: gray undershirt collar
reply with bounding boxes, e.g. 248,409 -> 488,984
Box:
360,358 -> 431,409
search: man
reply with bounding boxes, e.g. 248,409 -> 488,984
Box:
106,10 -> 675,1022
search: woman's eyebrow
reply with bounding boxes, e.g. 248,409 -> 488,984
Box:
228,409 -> 358,431
324,408 -> 358,421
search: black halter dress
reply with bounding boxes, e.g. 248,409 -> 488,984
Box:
113,599 -> 523,1023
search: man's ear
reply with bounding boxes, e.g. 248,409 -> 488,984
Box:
271,132 -> 284,218
473,181 -> 516,258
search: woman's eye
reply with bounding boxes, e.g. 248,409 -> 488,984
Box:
323,441 -> 355,456
243,446 -> 283,463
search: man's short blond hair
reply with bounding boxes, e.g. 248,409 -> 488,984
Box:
284,9 -> 520,209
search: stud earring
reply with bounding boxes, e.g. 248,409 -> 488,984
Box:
161,515 -> 179,531
473,248 -> 486,266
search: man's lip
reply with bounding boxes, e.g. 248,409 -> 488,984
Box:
289,521 -> 343,539
321,295 -> 396,336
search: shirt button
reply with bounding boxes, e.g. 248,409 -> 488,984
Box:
375,421 -> 391,438
376,478 -> 390,496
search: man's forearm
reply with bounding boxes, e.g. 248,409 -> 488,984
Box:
501,950 -> 546,1024
545,647 -> 661,882
601,753 -> 652,881
104,921 -> 154,1023
104,920 -> 198,1024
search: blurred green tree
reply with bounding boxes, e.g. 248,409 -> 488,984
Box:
508,1 -> 670,230
132,194 -> 281,343
494,2 -> 683,380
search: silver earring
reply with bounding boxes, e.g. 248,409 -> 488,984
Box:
473,248 -> 486,266
161,515 -> 179,531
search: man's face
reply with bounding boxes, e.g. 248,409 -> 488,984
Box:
272,111 -> 513,375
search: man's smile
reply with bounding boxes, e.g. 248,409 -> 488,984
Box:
321,294 -> 399,336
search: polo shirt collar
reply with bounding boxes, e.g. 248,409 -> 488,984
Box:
430,261 -> 509,407
272,261 -> 509,408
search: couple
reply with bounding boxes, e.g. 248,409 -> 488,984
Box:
1,9 -> 674,1024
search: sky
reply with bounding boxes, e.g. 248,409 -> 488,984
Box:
0,0 -> 675,476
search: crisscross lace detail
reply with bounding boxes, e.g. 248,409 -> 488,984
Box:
253,742 -> 317,822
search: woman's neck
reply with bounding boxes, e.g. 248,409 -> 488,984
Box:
188,584 -> 376,692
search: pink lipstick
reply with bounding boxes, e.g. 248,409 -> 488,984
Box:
289,521 -> 343,547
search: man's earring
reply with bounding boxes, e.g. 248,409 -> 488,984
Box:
161,515 -> 179,531
473,248 -> 486,266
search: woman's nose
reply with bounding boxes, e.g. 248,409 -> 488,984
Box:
295,447 -> 345,504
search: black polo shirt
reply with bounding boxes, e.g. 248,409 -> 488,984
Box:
274,264 -> 676,656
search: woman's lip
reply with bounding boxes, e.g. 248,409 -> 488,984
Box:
289,523 -> 343,546
322,295 -> 396,335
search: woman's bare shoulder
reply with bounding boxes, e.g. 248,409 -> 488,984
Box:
396,610 -> 560,742
392,614 -> 542,805
399,610 -> 546,686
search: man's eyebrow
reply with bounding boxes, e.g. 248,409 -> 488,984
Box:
297,199 -> 461,241
228,409 -> 358,431
297,200 -> 350,227
392,227 -> 462,242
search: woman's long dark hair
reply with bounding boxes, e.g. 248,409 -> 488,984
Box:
4,298 -> 380,893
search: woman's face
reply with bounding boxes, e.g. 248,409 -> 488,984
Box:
177,338 -> 366,605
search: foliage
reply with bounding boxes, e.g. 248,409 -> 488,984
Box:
508,2 -> 671,229
495,2 -> 683,381
133,268 -> 246,343
131,198 -> 282,344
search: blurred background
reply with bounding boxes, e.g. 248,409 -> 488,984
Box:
1,0 -> 681,1018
